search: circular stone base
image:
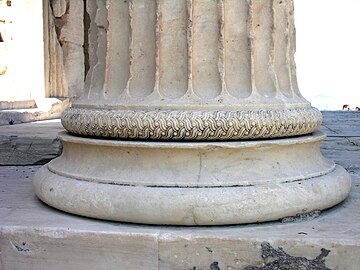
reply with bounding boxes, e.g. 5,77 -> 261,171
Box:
33,132 -> 351,225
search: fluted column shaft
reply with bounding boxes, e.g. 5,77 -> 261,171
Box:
62,0 -> 322,140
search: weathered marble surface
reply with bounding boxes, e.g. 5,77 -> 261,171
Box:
65,0 -> 322,141
0,120 -> 62,165
44,0 -> 84,98
320,111 -> 360,176
0,111 -> 359,268
0,111 -> 358,167
0,165 -> 359,269
35,0 -> 350,226
0,99 -> 68,127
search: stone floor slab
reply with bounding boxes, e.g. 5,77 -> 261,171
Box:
0,120 -> 62,165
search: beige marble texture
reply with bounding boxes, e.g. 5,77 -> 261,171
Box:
63,0 -> 322,140
33,0 -> 351,225
1,164 -> 360,269
44,0 -> 84,98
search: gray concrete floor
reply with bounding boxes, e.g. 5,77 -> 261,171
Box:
0,111 -> 359,269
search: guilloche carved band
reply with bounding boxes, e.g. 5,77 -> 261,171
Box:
61,107 -> 322,141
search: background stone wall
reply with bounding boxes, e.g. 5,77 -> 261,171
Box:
44,0 -> 84,99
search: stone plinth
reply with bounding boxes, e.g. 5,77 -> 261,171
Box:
33,0 -> 351,225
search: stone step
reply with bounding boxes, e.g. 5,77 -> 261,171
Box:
0,98 -> 69,126
0,165 -> 359,269
0,99 -> 37,110
0,119 -> 63,165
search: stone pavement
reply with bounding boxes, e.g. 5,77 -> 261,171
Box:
0,119 -> 62,165
0,111 -> 359,269
319,111 -> 360,179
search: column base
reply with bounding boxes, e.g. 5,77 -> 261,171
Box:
33,132 -> 351,225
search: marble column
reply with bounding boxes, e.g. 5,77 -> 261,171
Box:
33,0 -> 351,225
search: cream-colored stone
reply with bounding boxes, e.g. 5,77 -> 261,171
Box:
35,163 -> 350,225
2,166 -> 360,269
47,2 -> 67,97
33,0 -> 351,225
0,229 -> 159,270
58,1 -> 84,46
0,100 -> 36,110
51,0 -> 67,17
62,42 -> 84,98
65,0 -> 320,141
45,0 -> 84,99
48,132 -> 333,187
33,132 -> 351,225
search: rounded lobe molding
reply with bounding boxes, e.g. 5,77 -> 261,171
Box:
33,149 -> 351,226
47,131 -> 334,188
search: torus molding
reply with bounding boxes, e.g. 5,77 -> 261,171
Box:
61,107 -> 322,141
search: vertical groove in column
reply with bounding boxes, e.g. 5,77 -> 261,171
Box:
192,0 -> 222,99
154,0 -> 161,94
224,0 -> 252,99
252,0 -> 276,98
83,0 -> 96,98
128,0 -> 156,98
186,0 -> 193,94
289,0 -> 301,97
158,0 -> 188,99
248,0 -> 256,96
273,0 -> 292,97
218,0 -> 226,94
269,0 -> 280,96
87,0 -> 108,99
104,0 -> 130,98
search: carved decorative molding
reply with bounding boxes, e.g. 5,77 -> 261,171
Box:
62,107 -> 322,140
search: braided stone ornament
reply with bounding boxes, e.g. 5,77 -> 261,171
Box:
61,107 -> 322,141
